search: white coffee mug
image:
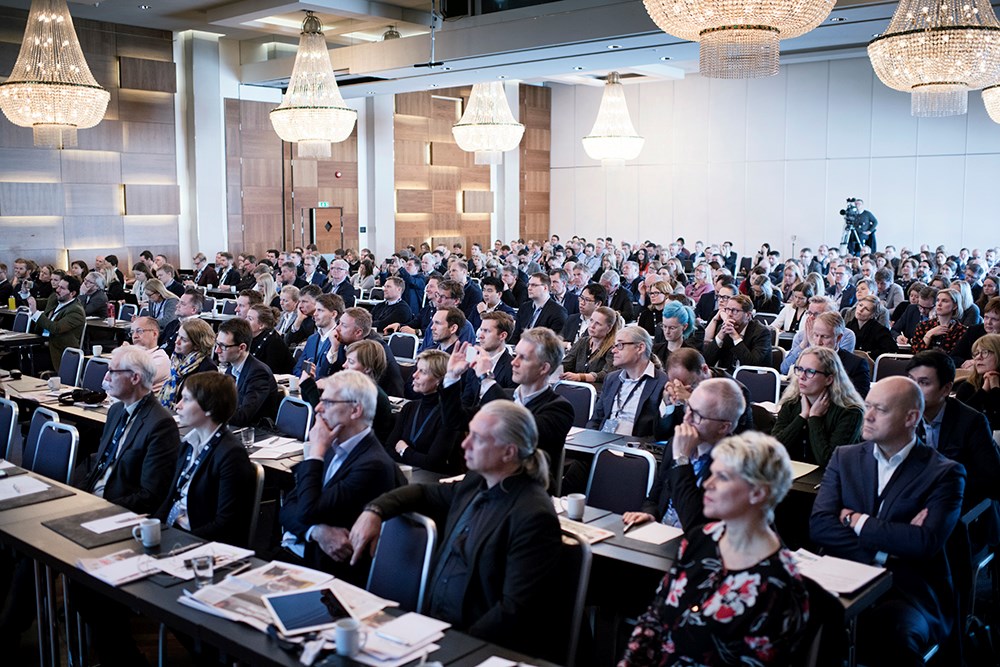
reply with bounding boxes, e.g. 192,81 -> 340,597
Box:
92,345 -> 103,357
561,493 -> 586,521
288,376 -> 300,392
335,618 -> 367,657
47,377 -> 61,392
132,518 -> 162,548
207,284 -> 214,290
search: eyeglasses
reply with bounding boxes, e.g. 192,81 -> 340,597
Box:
319,399 -> 357,407
721,307 -> 744,315
215,341 -> 240,349
687,405 -> 727,425
130,328 -> 150,336
105,368 -> 132,375
612,342 -> 640,351
793,365 -> 831,379
973,349 -> 996,359
648,290 -> 665,296
578,296 -> 597,304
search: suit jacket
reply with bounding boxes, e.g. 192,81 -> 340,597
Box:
848,318 -> 898,360
79,289 -> 109,317
398,271 -> 426,314
79,394 -> 180,513
216,266 -> 240,287
937,396 -> 1000,539
810,441 -> 965,642
553,291 -> 579,316
191,265 -> 218,287
702,318 -> 772,372
587,367 -> 669,437
250,328 -> 294,374
327,279 -> 357,307
460,281 -> 484,331
303,271 -> 327,289
465,350 -> 516,400
640,453 -> 712,529
826,283 -> 857,310
150,296 -> 177,330
891,303 -> 926,340
154,427 -> 257,547
279,431 -> 403,580
230,354 -> 279,427
837,348 -> 871,398
607,287 -> 634,322
34,300 -> 86,371
512,298 -> 568,344
158,317 -> 182,357
501,280 -> 529,308
293,330 -> 334,377
368,472 -> 561,659
560,313 -> 587,344
284,315 -> 316,349
0,279 -> 13,304
330,332 -> 405,397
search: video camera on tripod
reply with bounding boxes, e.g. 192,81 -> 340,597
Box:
839,197 -> 862,252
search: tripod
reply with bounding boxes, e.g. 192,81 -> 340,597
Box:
841,223 -> 862,256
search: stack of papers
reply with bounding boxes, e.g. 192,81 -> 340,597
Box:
0,475 -> 50,501
558,517 -> 614,544
346,613 -> 448,667
78,549 -> 153,586
81,511 -> 147,534
249,435 -> 302,460
792,548 -> 885,594
790,461 -> 820,479
155,542 -> 254,580
624,522 -> 683,545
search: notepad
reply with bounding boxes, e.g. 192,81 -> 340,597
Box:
625,522 -> 683,545
374,613 -> 450,646
81,511 -> 145,534
790,461 -> 820,479
792,548 -> 885,595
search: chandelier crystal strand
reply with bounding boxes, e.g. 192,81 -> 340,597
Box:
868,0 -> 1000,117
582,72 -> 645,166
269,12 -> 357,158
452,81 -> 525,165
643,0 -> 835,78
0,0 -> 110,149
984,84 -> 1000,123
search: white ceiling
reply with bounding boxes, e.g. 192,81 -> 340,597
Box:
2,0 -> 998,96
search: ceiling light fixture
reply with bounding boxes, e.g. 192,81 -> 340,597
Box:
581,71 -> 644,167
452,81 -> 524,165
0,0 -> 110,148
983,84 -> 1000,123
607,44 -> 622,50
868,0 -> 1000,117
573,66 -> 584,71
382,25 -> 401,40
269,12 -> 356,158
643,0 -> 835,78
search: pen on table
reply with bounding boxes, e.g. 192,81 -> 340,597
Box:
622,520 -> 637,535
813,483 -> 821,490
225,561 -> 252,578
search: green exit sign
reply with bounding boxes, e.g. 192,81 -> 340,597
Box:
317,201 -> 330,208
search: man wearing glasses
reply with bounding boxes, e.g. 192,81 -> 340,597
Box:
127,316 -> 171,392
280,370 -> 402,581
215,317 -> 279,427
892,286 -> 938,347
511,272 -> 567,345
588,326 -> 668,437
78,271 -> 110,317
560,283 -> 606,348
702,294 -> 772,372
826,263 -> 858,310
781,295 -> 858,374
27,276 -> 86,373
623,378 -> 745,530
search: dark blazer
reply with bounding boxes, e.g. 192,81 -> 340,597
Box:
284,314 -> 316,349
158,317 -> 182,357
230,354 -> 279,427
0,279 -> 13,304
826,283 -> 857,310
891,303 -> 926,340
386,394 -> 462,473
501,280 -> 529,309
216,266 -> 240,287
34,299 -> 86,371
936,396 -> 1000,522
607,287 -> 634,322
695,291 -> 717,323
293,330 -> 333,377
79,289 -> 109,317
512,298 -> 568,344
280,431 -> 403,580
79,394 -> 180,514
465,350 -> 516,400
702,318 -> 772,372
154,427 -> 257,547
460,281 -> 484,331
250,328 -> 294,374
398,271 -> 426,314
640,453 -> 711,529
837,348 -> 871,398
951,323 -> 986,365
327,279 -> 357,307
560,313 -> 586,344
330,332 -> 405,398
554,291 -> 579,316
191,265 -> 218,287
303,272 -> 327,289
371,300 -> 413,333
587,367 -> 669,437
810,442 -> 965,644
654,368 -> 755,441
368,472 -> 561,659
848,318 -> 898,360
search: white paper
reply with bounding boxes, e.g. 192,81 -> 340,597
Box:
77,549 -> 154,586
439,474 -> 466,484
792,548 -> 885,595
363,632 -> 443,660
0,460 -> 14,470
0,475 -> 50,501
351,644 -> 441,667
249,442 -> 303,460
625,522 -> 683,545
330,578 -> 397,619
754,401 -> 779,414
473,658 -> 518,667
568,426 -> 584,436
81,511 -> 144,534
154,542 -> 254,580
374,612 -> 450,646
790,461 -> 820,479
255,435 -> 300,448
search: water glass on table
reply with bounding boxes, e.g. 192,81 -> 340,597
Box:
240,428 -> 255,450
192,555 -> 214,588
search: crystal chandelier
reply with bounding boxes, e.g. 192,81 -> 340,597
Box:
452,81 -> 525,164
984,84 -> 1000,123
270,12 -> 357,158
0,0 -> 110,149
868,0 -> 1000,117
643,0 -> 835,78
582,72 -> 644,166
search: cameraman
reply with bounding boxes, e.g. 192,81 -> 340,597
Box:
854,199 -> 878,252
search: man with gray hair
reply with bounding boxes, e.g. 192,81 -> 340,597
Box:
78,270 -> 109,317
781,295 -> 858,374
79,345 -> 180,512
622,260 -> 642,303
588,325 -> 668,436
280,370 -> 403,581
349,400 -> 562,660
324,258 -> 357,307
600,269 -> 634,322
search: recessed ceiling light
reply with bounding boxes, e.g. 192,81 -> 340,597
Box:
138,4 -> 150,8
659,56 -> 671,61
442,66 -> 452,71
497,75 -> 507,79
430,83 -> 438,87
607,44 -> 622,50
367,90 -> 375,95
829,16 -> 847,22
573,66 -> 584,71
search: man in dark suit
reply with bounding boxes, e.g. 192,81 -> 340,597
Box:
588,325 -> 668,437
370,276 -> 412,333
418,280 -> 476,353
465,311 -> 516,401
77,345 -> 180,513
0,263 -> 13,304
185,252 -> 218,288
548,268 -> 579,316
324,258 -> 357,307
158,289 -> 203,357
216,318 -> 279,427
702,294 -> 772,372
281,371 -> 403,583
301,255 -> 327,289
826,263 -> 857,309
292,293 -> 341,378
624,377 -> 745,531
561,283 -> 606,347
500,265 -> 528,308
27,275 -> 86,372
477,276 -> 517,318
811,377 -> 965,667
511,272 -> 567,344
448,260 -> 483,331
214,251 -> 240,287
907,350 -> 1000,543
812,311 -> 870,397
891,286 -> 935,345
600,270 -> 634,322
348,400 -> 562,660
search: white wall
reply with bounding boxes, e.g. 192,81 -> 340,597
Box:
550,57 -> 1000,259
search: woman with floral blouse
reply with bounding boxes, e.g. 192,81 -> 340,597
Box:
910,287 -> 966,354
619,432 -> 809,666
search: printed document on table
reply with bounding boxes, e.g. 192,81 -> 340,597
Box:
792,548 -> 884,595
789,461 -> 820,479
0,475 -> 49,501
626,522 -> 683,545
82,511 -> 145,534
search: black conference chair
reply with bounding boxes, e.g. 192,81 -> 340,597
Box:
0,397 -> 18,460
221,300 -> 237,315
275,396 -> 313,441
734,366 -> 781,404
202,297 -> 216,313
586,445 -> 656,515
554,530 -> 592,667
79,356 -> 111,391
553,380 -> 597,427
58,347 -> 85,387
873,353 -> 913,381
118,304 -> 138,322
30,422 -> 79,484
387,332 -> 419,363
12,310 -> 31,333
367,513 -> 437,613
22,407 -> 59,473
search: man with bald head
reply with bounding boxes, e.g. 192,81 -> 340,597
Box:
810,377 -> 965,667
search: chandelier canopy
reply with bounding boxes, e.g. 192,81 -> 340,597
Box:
984,85 -> 1000,123
643,0 -> 835,78
0,0 -> 110,149
868,0 -> 1000,117
452,81 -> 525,165
270,12 -> 357,158
582,72 -> 644,166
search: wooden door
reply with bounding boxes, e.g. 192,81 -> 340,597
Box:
311,207 -> 357,253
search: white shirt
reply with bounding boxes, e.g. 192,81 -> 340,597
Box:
93,398 -> 144,497
853,437 -> 917,564
611,361 -> 656,435
169,424 -> 223,530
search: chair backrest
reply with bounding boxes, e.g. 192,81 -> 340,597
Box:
275,396 -> 313,441
770,346 -> 785,371
23,407 -> 59,471
586,445 -> 657,514
31,422 -> 78,484
734,365 -> 781,404
248,462 -> 266,548
12,311 -> 31,333
555,530 -> 592,667
221,300 -> 237,315
59,347 -> 85,387
369,287 -> 384,301
0,397 -> 18,460
137,306 -> 150,318
794,576 -> 847,667
853,350 -> 875,376
873,353 -> 913,382
119,303 -> 138,322
367,513 -> 437,613
80,356 -> 111,391
387,332 -> 420,363
753,312 -> 777,326
552,381 -> 597,428
202,297 -> 215,313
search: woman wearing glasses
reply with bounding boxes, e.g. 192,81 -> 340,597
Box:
684,263 -> 714,302
158,317 -> 217,408
651,301 -> 701,365
771,346 -> 864,466
954,334 -> 1000,430
637,280 -> 672,335
143,278 -> 178,330
774,283 -> 813,334
561,306 -> 620,392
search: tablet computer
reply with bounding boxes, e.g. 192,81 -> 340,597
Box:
262,587 -> 351,636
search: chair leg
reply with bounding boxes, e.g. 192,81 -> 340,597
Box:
158,622 -> 167,667
34,561 -> 47,667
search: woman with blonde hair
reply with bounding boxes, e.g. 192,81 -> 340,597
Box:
637,280 -> 672,335
950,280 -> 981,328
158,318 -> 217,407
143,278 -> 177,329
847,295 -> 897,359
256,272 -> 279,309
561,306 -> 619,391
685,263 -> 714,302
911,287 -> 966,354
954,333 -> 1000,430
749,274 -> 781,314
779,262 -> 804,303
804,271 -> 826,301
771,346 -> 864,466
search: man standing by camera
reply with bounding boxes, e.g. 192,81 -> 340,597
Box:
855,198 -> 878,253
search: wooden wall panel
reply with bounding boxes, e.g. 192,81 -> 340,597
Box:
117,90 -> 175,123
463,190 -> 494,214
430,168 -> 460,191
0,216 -> 64,251
429,142 -> 467,168
243,186 -> 283,215
519,83 -> 551,242
240,131 -> 281,159
397,190 -> 433,214
0,183 -> 65,216
64,216 -> 125,248
124,184 -> 180,215
316,161 -> 358,188
395,116 -> 429,141
243,159 -> 284,188
76,120 -> 124,153
225,100 -> 242,158
121,153 -> 176,184
0,149 -> 60,183
118,57 -> 177,93
65,184 -> 122,216
61,150 -> 122,184
123,215 -> 179,246
291,160 -> 318,187
395,165 -> 429,189
396,140 -> 428,166
122,121 -> 175,154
